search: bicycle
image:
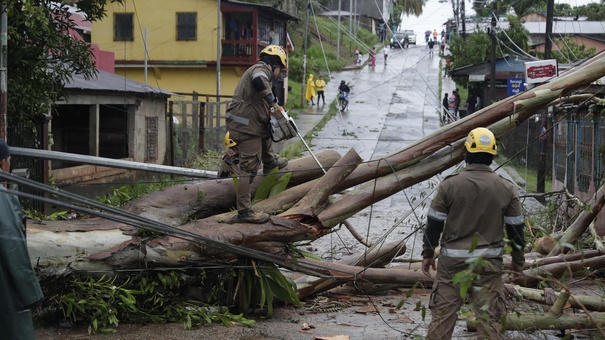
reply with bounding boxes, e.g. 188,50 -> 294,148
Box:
338,91 -> 349,112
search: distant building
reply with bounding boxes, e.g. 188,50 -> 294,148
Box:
91,0 -> 298,100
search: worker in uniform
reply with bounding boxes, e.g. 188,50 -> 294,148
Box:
225,45 -> 289,224
0,139 -> 44,339
422,127 -> 526,339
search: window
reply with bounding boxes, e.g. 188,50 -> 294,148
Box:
177,12 -> 197,41
145,117 -> 158,161
114,13 -> 134,41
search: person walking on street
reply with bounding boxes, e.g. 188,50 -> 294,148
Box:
452,89 -> 461,117
441,93 -> 449,123
432,29 -> 438,40
369,47 -> 376,67
0,139 -> 44,340
466,90 -> 477,116
315,75 -> 326,105
427,39 -> 435,56
225,45 -> 289,224
422,127 -> 526,339
354,47 -> 359,63
440,35 -> 446,56
383,46 -> 389,65
447,94 -> 457,122
305,74 -> 316,106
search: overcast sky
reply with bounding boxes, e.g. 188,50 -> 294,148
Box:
402,0 -> 599,40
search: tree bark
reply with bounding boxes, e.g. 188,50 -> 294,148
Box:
547,182 -> 605,256
505,284 -> 605,312
23,52 -> 605,278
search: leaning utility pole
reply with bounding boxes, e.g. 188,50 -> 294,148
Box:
489,3 -> 497,102
0,6 -> 7,140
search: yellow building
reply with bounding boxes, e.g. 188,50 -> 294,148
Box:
92,0 -> 297,100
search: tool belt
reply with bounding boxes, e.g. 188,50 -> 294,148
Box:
268,109 -> 297,142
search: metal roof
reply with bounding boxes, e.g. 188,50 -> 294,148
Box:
451,55 -> 535,76
65,69 -> 173,97
224,0 -> 299,21
495,21 -> 605,35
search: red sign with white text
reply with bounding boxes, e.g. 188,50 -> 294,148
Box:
525,60 -> 558,84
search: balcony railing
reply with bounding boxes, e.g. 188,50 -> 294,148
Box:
221,40 -> 255,65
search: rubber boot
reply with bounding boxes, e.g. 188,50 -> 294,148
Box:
263,156 -> 288,174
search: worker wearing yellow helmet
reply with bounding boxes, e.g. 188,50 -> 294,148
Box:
225,45 -> 289,224
422,127 -> 525,339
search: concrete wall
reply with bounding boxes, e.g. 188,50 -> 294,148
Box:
92,0 -> 218,62
116,66 -> 243,97
51,94 -> 168,186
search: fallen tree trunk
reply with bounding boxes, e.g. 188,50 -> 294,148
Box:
291,240 -> 408,298
548,182 -> 605,256
21,52 -> 605,277
505,284 -> 605,312
468,290 -> 605,336
512,254 -> 605,287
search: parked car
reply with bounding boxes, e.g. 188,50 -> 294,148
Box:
402,30 -> 416,45
390,30 -> 417,48
390,32 -> 407,48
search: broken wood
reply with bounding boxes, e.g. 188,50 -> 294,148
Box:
292,240 -> 407,298
505,285 -> 605,312
547,182 -> 605,256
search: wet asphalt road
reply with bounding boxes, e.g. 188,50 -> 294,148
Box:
283,44 -> 456,263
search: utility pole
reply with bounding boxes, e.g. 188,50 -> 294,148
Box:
544,0 -> 554,60
460,0 -> 466,39
349,0 -> 352,52
301,0 -> 310,107
216,0 -> 221,103
337,0 -> 341,61
537,0 -> 555,194
489,2 -> 497,102
0,6 -> 7,140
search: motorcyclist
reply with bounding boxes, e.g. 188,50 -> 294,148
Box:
338,80 -> 350,104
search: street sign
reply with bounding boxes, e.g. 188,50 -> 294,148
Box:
525,59 -> 558,84
507,78 -> 525,96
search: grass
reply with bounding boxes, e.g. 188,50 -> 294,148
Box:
496,155 -> 552,193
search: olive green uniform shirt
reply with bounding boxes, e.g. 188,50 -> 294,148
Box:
427,164 -> 523,251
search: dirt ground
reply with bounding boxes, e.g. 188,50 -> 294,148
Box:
34,285 -> 433,340
35,283 -> 601,340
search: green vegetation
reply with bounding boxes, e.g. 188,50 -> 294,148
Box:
495,155 -> 552,193
45,271 -> 255,334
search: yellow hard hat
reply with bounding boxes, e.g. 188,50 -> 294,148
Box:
260,45 -> 287,68
464,127 -> 497,155
224,132 -> 237,148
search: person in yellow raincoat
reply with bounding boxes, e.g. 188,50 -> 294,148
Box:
305,74 -> 316,106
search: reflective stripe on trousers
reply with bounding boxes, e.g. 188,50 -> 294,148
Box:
440,247 -> 503,258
